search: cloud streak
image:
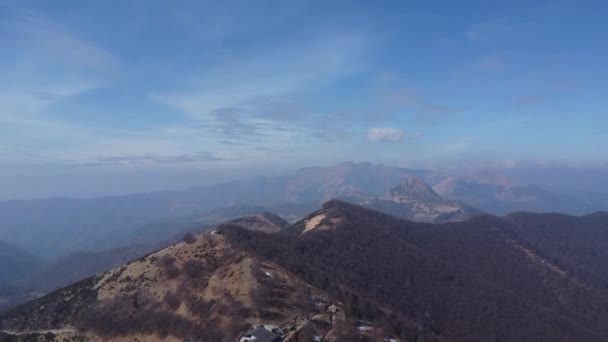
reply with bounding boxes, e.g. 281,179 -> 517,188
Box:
0,7 -> 119,125
93,152 -> 238,165
367,128 -> 423,143
150,33 -> 366,118
2,9 -> 119,71
148,32 -> 368,146
0,3 -> 385,170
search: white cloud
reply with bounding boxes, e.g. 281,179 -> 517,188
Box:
368,127 -> 413,143
368,127 -> 403,142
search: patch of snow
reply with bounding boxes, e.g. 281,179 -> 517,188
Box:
358,325 -> 372,332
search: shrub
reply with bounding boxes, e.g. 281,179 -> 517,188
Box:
159,255 -> 180,279
163,291 -> 181,310
183,232 -> 197,244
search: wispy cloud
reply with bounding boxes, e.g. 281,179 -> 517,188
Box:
0,3 -> 377,168
311,127 -> 356,142
367,128 -> 422,143
434,140 -> 472,153
220,140 -> 249,146
93,152 -> 238,165
150,33 -> 367,140
0,7 -> 119,122
2,10 -> 118,71
151,33 -> 365,113
193,107 -> 270,139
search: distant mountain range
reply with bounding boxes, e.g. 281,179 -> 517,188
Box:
0,162 -> 428,259
3,201 -> 608,341
434,176 -> 594,215
0,176 -> 477,312
0,161 -> 604,261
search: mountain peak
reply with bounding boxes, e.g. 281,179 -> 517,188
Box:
321,198 -> 359,210
227,212 -> 289,233
390,176 -> 441,200
360,177 -> 481,223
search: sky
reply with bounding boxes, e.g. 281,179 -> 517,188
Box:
1,0 -> 607,199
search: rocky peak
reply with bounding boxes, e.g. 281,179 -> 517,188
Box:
389,177 -> 441,202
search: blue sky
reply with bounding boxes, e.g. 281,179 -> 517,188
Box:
1,0 -> 607,198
